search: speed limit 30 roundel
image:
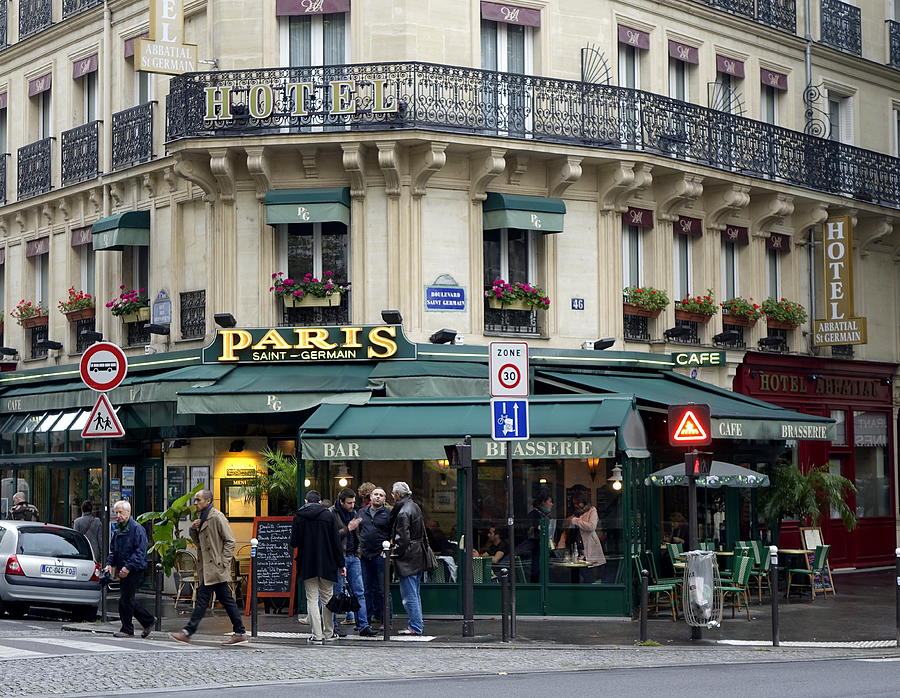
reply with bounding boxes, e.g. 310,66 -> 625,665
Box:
79,342 -> 128,392
489,341 -> 529,397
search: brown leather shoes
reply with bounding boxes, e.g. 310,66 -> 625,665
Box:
169,630 -> 191,644
221,634 -> 249,646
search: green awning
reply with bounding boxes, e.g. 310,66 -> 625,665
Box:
538,370 -> 834,441
367,360 -> 489,398
92,210 -> 150,251
483,192 -> 566,233
301,396 -> 634,460
176,363 -> 373,414
264,187 -> 351,226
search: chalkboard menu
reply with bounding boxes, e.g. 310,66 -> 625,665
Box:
244,516 -> 297,615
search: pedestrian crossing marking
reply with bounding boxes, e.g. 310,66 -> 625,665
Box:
0,635 -> 208,661
718,639 -> 896,649
0,645 -> 43,659
23,637 -> 135,652
253,631 -> 435,642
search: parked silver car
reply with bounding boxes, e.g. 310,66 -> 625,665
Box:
0,521 -> 100,621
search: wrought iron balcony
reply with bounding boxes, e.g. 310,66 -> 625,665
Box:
820,0 -> 861,56
180,290 -> 206,339
623,314 -> 650,342
61,121 -> 101,186
63,0 -> 103,19
17,138 -> 53,200
167,63 -> 900,209
0,154 -> 7,206
0,3 -> 8,49
691,0 -> 796,33
112,103 -> 155,171
281,292 -> 350,327
888,20 -> 900,69
19,0 -> 52,40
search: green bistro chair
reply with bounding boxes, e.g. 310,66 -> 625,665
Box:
715,552 -> 754,620
666,543 -> 684,574
718,546 -> 751,580
647,551 -> 682,588
787,545 -> 833,600
633,555 -> 678,621
749,547 -> 772,603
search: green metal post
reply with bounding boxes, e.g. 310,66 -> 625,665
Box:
296,429 -> 305,510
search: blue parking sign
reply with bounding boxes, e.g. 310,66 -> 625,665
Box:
491,398 -> 529,441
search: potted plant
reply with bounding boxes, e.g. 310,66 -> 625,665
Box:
762,297 -> 807,330
675,289 -> 718,323
720,297 -> 763,327
106,286 -> 149,323
485,279 -> 551,311
270,271 -> 350,308
622,286 -> 669,318
137,483 -> 204,576
239,447 -> 298,515
58,286 -> 95,322
10,299 -> 48,328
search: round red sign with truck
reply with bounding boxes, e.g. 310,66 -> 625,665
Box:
79,342 -> 128,392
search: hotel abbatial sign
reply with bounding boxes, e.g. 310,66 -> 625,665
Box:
813,216 -> 867,347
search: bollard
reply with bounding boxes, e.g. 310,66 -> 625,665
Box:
250,537 -> 258,638
769,545 -> 780,647
895,548 -> 900,648
499,567 -> 510,643
382,540 -> 392,642
154,561 -> 163,631
640,569 -> 649,642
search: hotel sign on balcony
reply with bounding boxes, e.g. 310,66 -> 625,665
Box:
137,0 -> 198,75
813,216 -> 867,347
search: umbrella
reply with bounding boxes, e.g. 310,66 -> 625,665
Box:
644,461 -> 770,488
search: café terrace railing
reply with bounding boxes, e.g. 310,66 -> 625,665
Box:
167,63 -> 900,210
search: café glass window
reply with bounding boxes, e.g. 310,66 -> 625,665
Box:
282,12 -> 348,66
853,411 -> 890,518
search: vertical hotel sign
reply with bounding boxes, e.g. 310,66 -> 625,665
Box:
136,0 -> 198,75
813,216 -> 867,346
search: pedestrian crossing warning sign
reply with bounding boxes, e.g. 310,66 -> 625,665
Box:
82,393 -> 125,438
668,403 -> 711,446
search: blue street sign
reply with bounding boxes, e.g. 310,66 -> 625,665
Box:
491,398 -> 529,441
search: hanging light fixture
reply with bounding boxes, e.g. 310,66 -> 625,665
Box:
609,464 -> 624,491
334,464 -> 352,488
304,478 -> 311,488
586,457 -> 601,482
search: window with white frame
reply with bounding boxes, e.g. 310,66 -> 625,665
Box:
281,12 -> 349,66
123,246 -> 149,299
481,19 -> 532,73
766,247 -> 780,299
80,245 -> 95,297
622,224 -> 642,288
484,228 -> 535,289
827,91 -> 853,144
674,234 -> 692,299
0,106 -> 6,153
34,252 -> 49,307
279,222 -> 349,287
136,70 -> 152,105
81,71 -> 97,123
761,84 -> 778,125
721,240 -> 738,300
669,58 -> 690,102
33,90 -> 52,140
618,44 -> 640,89
713,70 -> 742,114
893,105 -> 900,156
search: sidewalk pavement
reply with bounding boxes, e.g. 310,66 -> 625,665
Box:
65,568 -> 900,650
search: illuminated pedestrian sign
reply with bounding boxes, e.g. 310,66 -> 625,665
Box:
668,404 -> 711,446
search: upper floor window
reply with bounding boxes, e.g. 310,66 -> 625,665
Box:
481,19 -> 532,74
125,34 -> 152,106
73,55 -> 98,124
33,251 -> 49,306
281,12 -> 348,66
618,44 -> 640,89
721,240 -> 738,300
893,106 -> 900,156
0,103 -> 6,154
827,90 -> 853,144
761,85 -> 778,125
713,56 -> 744,114
668,40 -> 698,102
280,221 -> 349,281
622,224 -> 642,288
766,247 -> 780,299
28,73 -> 52,140
674,233 -> 692,299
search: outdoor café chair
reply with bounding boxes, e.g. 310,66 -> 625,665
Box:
749,546 -> 772,603
715,552 -> 753,620
786,544 -> 832,600
632,554 -> 677,621
173,549 -> 198,614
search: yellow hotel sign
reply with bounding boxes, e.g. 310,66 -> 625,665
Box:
813,216 -> 867,347
136,0 -> 198,75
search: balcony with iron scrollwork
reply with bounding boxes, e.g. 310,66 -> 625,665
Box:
623,314 -> 650,342
281,292 -> 350,327
167,63 -> 900,210
112,103 -> 155,171
180,290 -> 206,339
19,0 -> 52,40
63,0 -> 103,19
820,0 -> 861,56
18,138 -> 53,200
484,302 -> 543,337
74,317 -> 95,353
0,154 -> 7,206
888,20 -> 900,69
691,0 -> 796,34
0,2 -> 8,49
61,121 -> 101,186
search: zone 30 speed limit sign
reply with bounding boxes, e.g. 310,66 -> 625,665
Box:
489,341 -> 529,398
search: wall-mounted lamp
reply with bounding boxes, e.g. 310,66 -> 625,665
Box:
808,374 -> 821,382
538,477 -> 548,484
712,330 -> 741,345
664,326 -> 691,340
586,457 -> 601,482
335,464 -> 353,488
381,309 -> 403,325
80,330 -> 104,343
145,323 -> 170,336
35,340 -> 64,351
214,313 -> 237,328
0,347 -> 19,356
229,439 -> 245,453
609,464 -> 624,491
582,338 -> 615,351
304,478 -> 311,488
758,336 -> 786,351
429,328 -> 457,344
880,377 -> 892,386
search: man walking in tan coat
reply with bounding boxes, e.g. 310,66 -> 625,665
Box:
170,490 -> 248,645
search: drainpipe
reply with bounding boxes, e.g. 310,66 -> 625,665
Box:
803,0 -> 813,90
808,225 -> 816,353
102,0 -> 112,217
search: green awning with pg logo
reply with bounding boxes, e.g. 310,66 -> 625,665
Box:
483,192 -> 566,233
264,187 -> 351,226
92,210 -> 150,251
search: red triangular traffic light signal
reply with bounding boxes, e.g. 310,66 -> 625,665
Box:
673,409 -> 709,443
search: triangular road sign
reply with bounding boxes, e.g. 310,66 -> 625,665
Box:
82,393 -> 125,439
673,409 -> 709,443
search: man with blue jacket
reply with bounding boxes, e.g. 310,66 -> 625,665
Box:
104,500 -> 155,638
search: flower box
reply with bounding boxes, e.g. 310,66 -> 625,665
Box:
284,292 -> 343,308
65,307 -> 95,323
765,317 -> 798,331
623,302 -> 661,319
487,297 -> 541,311
119,306 -> 150,324
722,313 -> 756,328
21,314 -> 49,329
675,309 -> 713,324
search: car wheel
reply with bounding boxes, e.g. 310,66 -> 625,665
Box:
3,602 -> 29,619
71,605 -> 98,623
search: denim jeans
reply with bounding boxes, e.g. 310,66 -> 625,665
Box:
398,572 -> 424,634
361,555 -> 391,624
332,555 -> 368,629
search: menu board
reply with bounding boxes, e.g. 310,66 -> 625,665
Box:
244,516 -> 297,615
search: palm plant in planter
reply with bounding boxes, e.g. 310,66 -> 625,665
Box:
622,286 -> 669,318
485,279 -> 551,310
58,286 -> 95,322
136,483 -> 204,576
270,271 -> 350,308
675,289 -> 718,323
239,447 -> 298,515
762,297 -> 807,330
106,286 -> 149,323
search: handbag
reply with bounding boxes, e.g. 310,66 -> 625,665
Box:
422,537 -> 438,572
326,581 -> 361,614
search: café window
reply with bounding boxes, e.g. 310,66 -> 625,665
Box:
853,411 -> 890,518
281,12 -> 349,66
622,224 -> 642,288
673,233 -> 692,299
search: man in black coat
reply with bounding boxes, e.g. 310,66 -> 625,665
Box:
358,486 -> 392,628
291,490 -> 345,644
390,481 -> 427,636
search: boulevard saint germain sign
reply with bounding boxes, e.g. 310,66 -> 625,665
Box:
202,325 -> 417,364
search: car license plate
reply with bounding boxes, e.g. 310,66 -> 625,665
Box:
40,564 -> 77,577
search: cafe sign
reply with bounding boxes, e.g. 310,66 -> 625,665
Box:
202,325 -> 417,364
813,216 -> 867,347
671,351 -> 725,367
136,0 -> 199,75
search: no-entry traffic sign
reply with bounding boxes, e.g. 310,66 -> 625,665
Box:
79,342 -> 128,393
489,341 -> 528,397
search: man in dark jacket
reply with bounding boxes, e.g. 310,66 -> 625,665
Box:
358,486 -> 392,628
104,500 -> 155,638
390,481 -> 427,635
330,489 -> 374,636
291,490 -> 345,644
9,492 -> 39,521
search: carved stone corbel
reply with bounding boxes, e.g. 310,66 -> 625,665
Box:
209,148 -> 240,202
655,173 -> 704,222
15,211 -> 26,233
750,192 -> 794,234
142,173 -> 156,200
298,146 -> 318,179
790,200 -> 828,235
376,141 -> 401,198
412,142 -> 447,197
506,153 -> 528,185
858,217 -> 893,257
341,143 -> 367,198
172,152 -> 218,203
469,147 -> 506,202
108,181 -> 125,209
88,187 -> 102,213
0,217 -> 7,238
40,203 -> 55,228
547,156 -> 582,199
163,166 -> 178,193
598,162 -> 653,212
244,146 -> 273,202
704,183 -> 751,230
58,196 -> 71,221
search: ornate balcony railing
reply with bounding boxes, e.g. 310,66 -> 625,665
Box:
484,303 -> 543,337
820,0 -> 861,56
692,0 -> 796,33
19,0 -> 52,40
167,63 -> 900,209
63,0 -> 103,19
112,103 -> 155,171
0,2 -> 8,49
61,121 -> 101,186
30,326 -> 48,360
888,20 -> 900,69
0,154 -> 7,206
74,317 -> 95,353
17,138 -> 53,200
126,320 -> 150,347
623,314 -> 650,342
180,290 -> 206,339
281,292 -> 350,327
